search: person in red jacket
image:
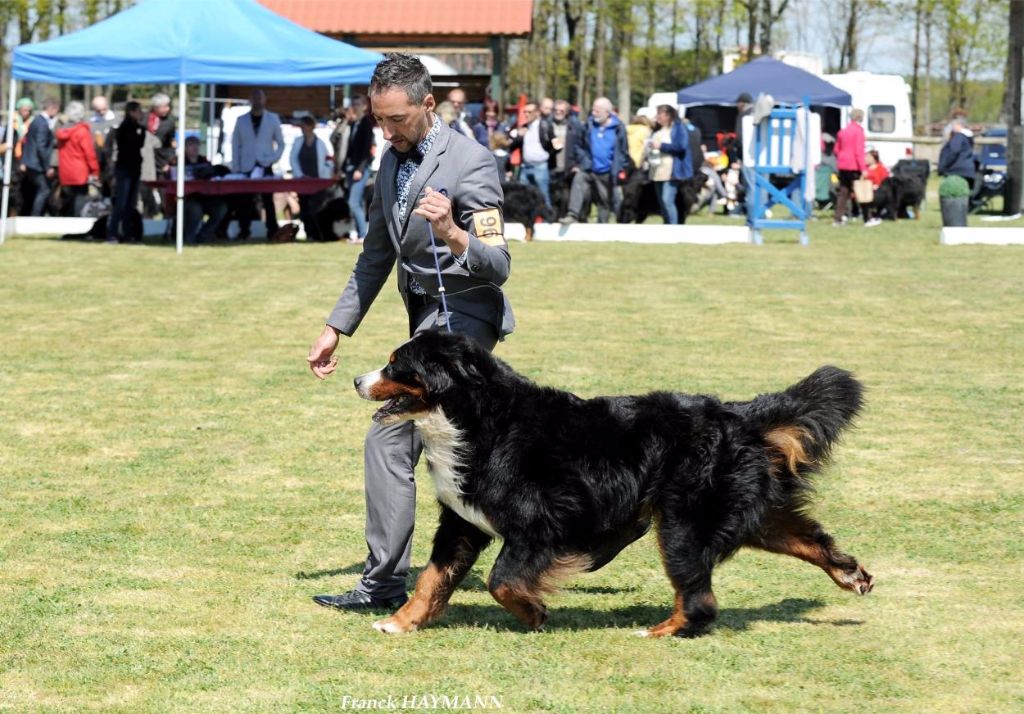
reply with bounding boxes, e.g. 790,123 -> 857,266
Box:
55,101 -> 100,217
861,148 -> 889,227
832,108 -> 866,226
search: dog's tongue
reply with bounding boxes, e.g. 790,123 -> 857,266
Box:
372,395 -> 417,423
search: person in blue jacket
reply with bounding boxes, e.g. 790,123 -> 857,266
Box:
649,104 -> 692,224
559,97 -> 629,224
937,116 -> 977,189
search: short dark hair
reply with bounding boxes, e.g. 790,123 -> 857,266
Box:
370,53 -> 432,105
300,115 -> 316,128
125,101 -> 142,114
657,104 -> 678,122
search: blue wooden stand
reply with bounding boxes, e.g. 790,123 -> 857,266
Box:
748,101 -> 812,246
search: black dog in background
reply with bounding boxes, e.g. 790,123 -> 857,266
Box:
501,183 -> 557,240
619,173 -> 706,224
355,330 -> 874,638
873,173 -> 926,220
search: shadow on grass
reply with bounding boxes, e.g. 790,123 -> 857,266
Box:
294,564 -> 492,591
431,597 -> 862,634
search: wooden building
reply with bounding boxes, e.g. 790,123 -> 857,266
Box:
220,0 -> 533,119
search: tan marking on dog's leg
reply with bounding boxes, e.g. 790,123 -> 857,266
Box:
489,582 -> 549,630
373,563 -> 448,634
751,516 -> 875,596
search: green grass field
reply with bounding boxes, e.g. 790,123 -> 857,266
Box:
1,206 -> 1022,712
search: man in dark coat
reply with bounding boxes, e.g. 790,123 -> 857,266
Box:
19,98 -> 60,216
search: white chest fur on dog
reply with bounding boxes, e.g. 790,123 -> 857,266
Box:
415,409 -> 501,539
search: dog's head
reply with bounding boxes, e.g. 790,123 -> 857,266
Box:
353,330 -> 494,425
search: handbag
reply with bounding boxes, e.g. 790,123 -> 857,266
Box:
852,178 -> 874,204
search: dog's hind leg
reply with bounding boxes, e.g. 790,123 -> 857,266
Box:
373,507 -> 492,634
639,518 -> 720,638
749,510 -> 874,595
486,543 -> 592,631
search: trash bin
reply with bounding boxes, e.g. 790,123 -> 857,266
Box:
940,196 -> 969,227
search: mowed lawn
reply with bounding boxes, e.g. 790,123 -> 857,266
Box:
1,209 -> 1022,712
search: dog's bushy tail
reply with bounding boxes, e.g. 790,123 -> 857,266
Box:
738,366 -> 864,477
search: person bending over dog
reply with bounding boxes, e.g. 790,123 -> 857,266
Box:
306,53 -> 515,613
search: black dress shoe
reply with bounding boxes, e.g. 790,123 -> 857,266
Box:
313,590 -> 408,611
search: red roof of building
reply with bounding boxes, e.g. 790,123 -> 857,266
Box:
259,0 -> 533,36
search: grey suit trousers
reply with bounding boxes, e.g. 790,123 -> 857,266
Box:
356,304 -> 499,599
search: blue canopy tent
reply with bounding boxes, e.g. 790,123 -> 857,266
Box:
677,56 -> 851,106
2,0 -> 383,251
678,58 -> 851,246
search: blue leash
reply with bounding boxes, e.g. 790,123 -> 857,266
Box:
425,187 -> 452,332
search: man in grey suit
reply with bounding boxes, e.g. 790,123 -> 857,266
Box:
307,54 -> 514,612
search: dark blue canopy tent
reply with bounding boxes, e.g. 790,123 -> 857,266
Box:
677,57 -> 851,106
2,0 -> 383,250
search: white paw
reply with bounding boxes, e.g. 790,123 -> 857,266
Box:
633,629 -> 653,638
373,619 -> 415,634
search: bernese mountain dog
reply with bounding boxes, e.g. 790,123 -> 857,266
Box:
354,330 -> 873,638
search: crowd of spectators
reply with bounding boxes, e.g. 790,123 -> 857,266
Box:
3,85 -> 954,242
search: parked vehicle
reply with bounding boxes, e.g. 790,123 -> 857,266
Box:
968,126 -> 1009,213
821,72 -> 914,169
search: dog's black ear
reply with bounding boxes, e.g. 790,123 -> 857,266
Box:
415,356 -> 455,396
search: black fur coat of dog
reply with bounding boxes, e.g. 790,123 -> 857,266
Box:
353,331 -> 874,638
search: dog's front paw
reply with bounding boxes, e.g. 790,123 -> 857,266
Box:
373,616 -> 418,634
836,565 -> 875,595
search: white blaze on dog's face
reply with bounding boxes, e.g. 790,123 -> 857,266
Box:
353,348 -> 430,425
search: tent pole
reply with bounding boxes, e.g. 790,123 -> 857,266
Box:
1,76 -> 17,246
176,82 -> 185,254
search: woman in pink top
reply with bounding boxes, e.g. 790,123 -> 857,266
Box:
833,108 -> 866,226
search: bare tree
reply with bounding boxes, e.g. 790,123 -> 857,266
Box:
736,0 -> 760,57
758,0 -> 791,56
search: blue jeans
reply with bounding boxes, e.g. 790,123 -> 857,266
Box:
518,161 -> 551,206
346,169 -> 370,238
655,180 -> 679,224
741,165 -> 757,221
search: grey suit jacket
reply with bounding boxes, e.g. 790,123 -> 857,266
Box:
327,120 -> 514,339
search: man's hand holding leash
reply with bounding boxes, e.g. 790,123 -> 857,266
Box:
412,186 -> 468,257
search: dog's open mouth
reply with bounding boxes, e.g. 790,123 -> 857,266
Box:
372,394 -> 424,423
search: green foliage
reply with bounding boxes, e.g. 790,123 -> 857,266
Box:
0,198 -> 1022,711
938,174 -> 971,197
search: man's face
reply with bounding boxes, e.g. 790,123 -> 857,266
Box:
251,91 -> 266,113
185,141 -> 199,160
591,101 -> 610,124
92,98 -> 108,114
18,106 -> 31,120
129,107 -> 143,122
524,104 -> 539,122
448,90 -> 466,115
371,87 -> 436,152
553,103 -> 568,121
155,104 -> 171,118
540,98 -> 553,117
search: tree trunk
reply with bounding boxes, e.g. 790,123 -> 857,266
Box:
924,7 -> 933,131
1004,0 -> 1023,214
645,0 -> 656,97
745,1 -> 759,57
564,0 -> 581,105
594,0 -> 606,100
912,0 -> 923,130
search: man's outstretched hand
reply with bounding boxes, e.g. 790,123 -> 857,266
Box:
308,325 -> 340,380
